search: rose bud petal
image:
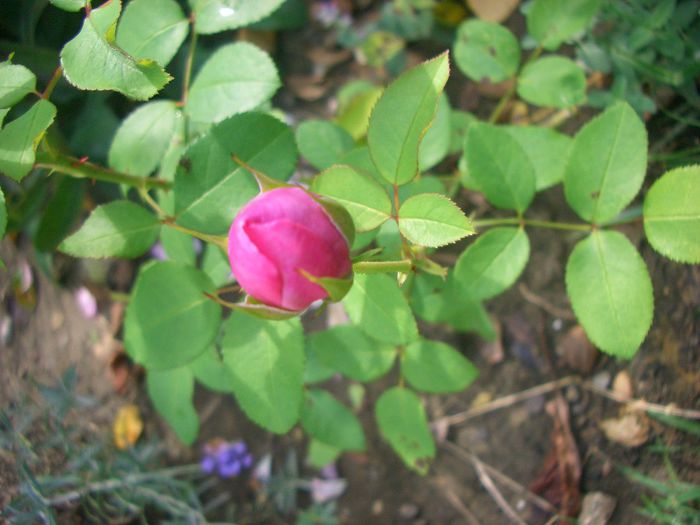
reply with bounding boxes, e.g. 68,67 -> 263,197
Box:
228,187 -> 352,312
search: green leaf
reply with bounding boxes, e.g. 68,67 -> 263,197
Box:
299,271 -> 353,303
565,230 -> 653,358
0,99 -> 56,181
643,166 -> 700,264
312,165 -> 392,232
564,102 -> 648,224
517,56 -> 586,109
307,439 -> 340,469
34,178 -> 85,252
308,325 -> 397,382
147,367 -> 199,444
49,0 -> 85,11
124,261 -> 221,369
367,52 -> 449,185
160,227 -> 195,265
301,389 -> 365,452
202,244 -> 233,286
116,0 -> 189,67
402,339 -> 478,393
60,0 -> 171,100
189,348 -> 234,392
375,387 -> 435,474
304,339 -> 336,384
0,61 -> 36,108
453,227 -> 530,300
108,101 -> 180,177
191,0 -> 285,34
296,120 -> 355,171
60,201 -> 160,258
0,187 -> 6,240
466,121 -> 536,212
187,42 -> 280,124
221,313 -> 304,433
174,112 -> 297,234
398,193 -> 474,248
453,19 -> 520,83
505,125 -> 572,190
419,94 -> 451,172
336,85 -> 383,141
343,274 -> 418,345
527,0 -> 603,50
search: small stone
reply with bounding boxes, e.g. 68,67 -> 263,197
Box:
398,503 -> 419,519
372,499 -> 383,515
579,492 -> 616,525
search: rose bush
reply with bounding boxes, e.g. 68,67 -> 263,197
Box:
228,186 -> 352,311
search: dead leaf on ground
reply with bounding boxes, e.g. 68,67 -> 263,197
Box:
287,75 -> 333,101
530,397 -> 582,517
612,370 -> 633,400
600,411 -> 650,447
557,325 -> 598,373
468,0 -> 520,22
579,492 -> 616,525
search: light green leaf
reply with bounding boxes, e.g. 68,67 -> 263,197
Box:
466,121 -> 536,212
367,52 -> 449,186
312,165 -> 392,232
190,347 -> 234,392
0,108 -> 9,128
564,102 -> 648,224
187,42 -> 280,124
108,101 -> 180,177
49,0 -> 85,11
336,85 -> 383,141
419,94 -> 451,172
454,227 -> 530,300
174,112 -> 297,234
308,325 -> 397,382
527,0 -> 603,50
505,125 -> 572,190
566,230 -> 653,358
116,0 -> 188,67
398,193 -> 474,248
402,339 -> 478,393
517,56 -> 586,109
202,244 -> 233,286
0,62 -> 36,108
221,313 -> 304,433
296,120 -> 355,171
0,99 -> 56,181
191,0 -> 285,34
124,261 -> 221,369
453,19 -> 520,83
304,338 -> 336,384
0,187 -> 6,240
160,227 -> 195,265
60,201 -> 160,258
301,389 -> 365,452
307,439 -> 340,469
147,367 -> 199,444
643,166 -> 700,264
375,387 -> 435,474
343,274 -> 419,345
60,0 -> 171,100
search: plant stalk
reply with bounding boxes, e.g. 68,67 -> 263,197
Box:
353,259 -> 413,274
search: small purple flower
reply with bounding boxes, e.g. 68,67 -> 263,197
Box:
200,439 -> 253,479
74,286 -> 97,319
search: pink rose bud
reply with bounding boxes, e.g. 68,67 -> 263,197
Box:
228,187 -> 352,311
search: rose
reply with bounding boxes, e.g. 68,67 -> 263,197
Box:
228,187 -> 352,311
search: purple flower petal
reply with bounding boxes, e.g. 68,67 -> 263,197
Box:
74,286 -> 97,319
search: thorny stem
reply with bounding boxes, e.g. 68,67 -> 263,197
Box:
489,45 -> 543,123
180,12 -> 197,108
353,259 -> 413,274
41,65 -> 63,100
161,218 -> 228,251
34,151 -> 171,191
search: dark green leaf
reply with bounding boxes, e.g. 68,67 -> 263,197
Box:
147,367 -> 199,444
0,61 -> 36,108
301,389 -> 365,451
527,0 -> 603,50
296,120 -> 355,170
402,339 -> 478,393
505,125 -> 572,190
160,227 -> 196,265
191,0 -> 285,34
190,348 -> 234,392
49,0 -> 85,11
34,178 -> 85,252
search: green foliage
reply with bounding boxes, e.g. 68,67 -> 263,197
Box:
124,261 -> 221,369
527,0 -> 602,50
0,187 -> 6,240
60,201 -> 161,258
401,339 -> 478,393
375,388 -> 435,474
453,20 -> 520,83
398,193 -> 474,247
60,0 -> 172,100
221,313 -> 304,434
517,56 -> 587,109
116,0 -> 189,67
343,274 -> 418,345
419,94 -> 451,171
189,347 -> 234,392
505,126 -> 572,190
0,61 -> 36,108
312,165 -> 392,232
0,100 -> 56,181
308,325 -> 397,382
191,0 -> 286,34
643,166 -> 700,264
296,120 -> 355,171
301,389 -> 365,452
367,52 -> 449,185
566,230 -> 653,358
187,42 -> 280,123
147,367 -> 199,444
564,102 -> 647,224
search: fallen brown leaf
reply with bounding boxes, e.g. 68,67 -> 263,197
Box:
600,410 -> 650,447
468,0 -> 520,22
